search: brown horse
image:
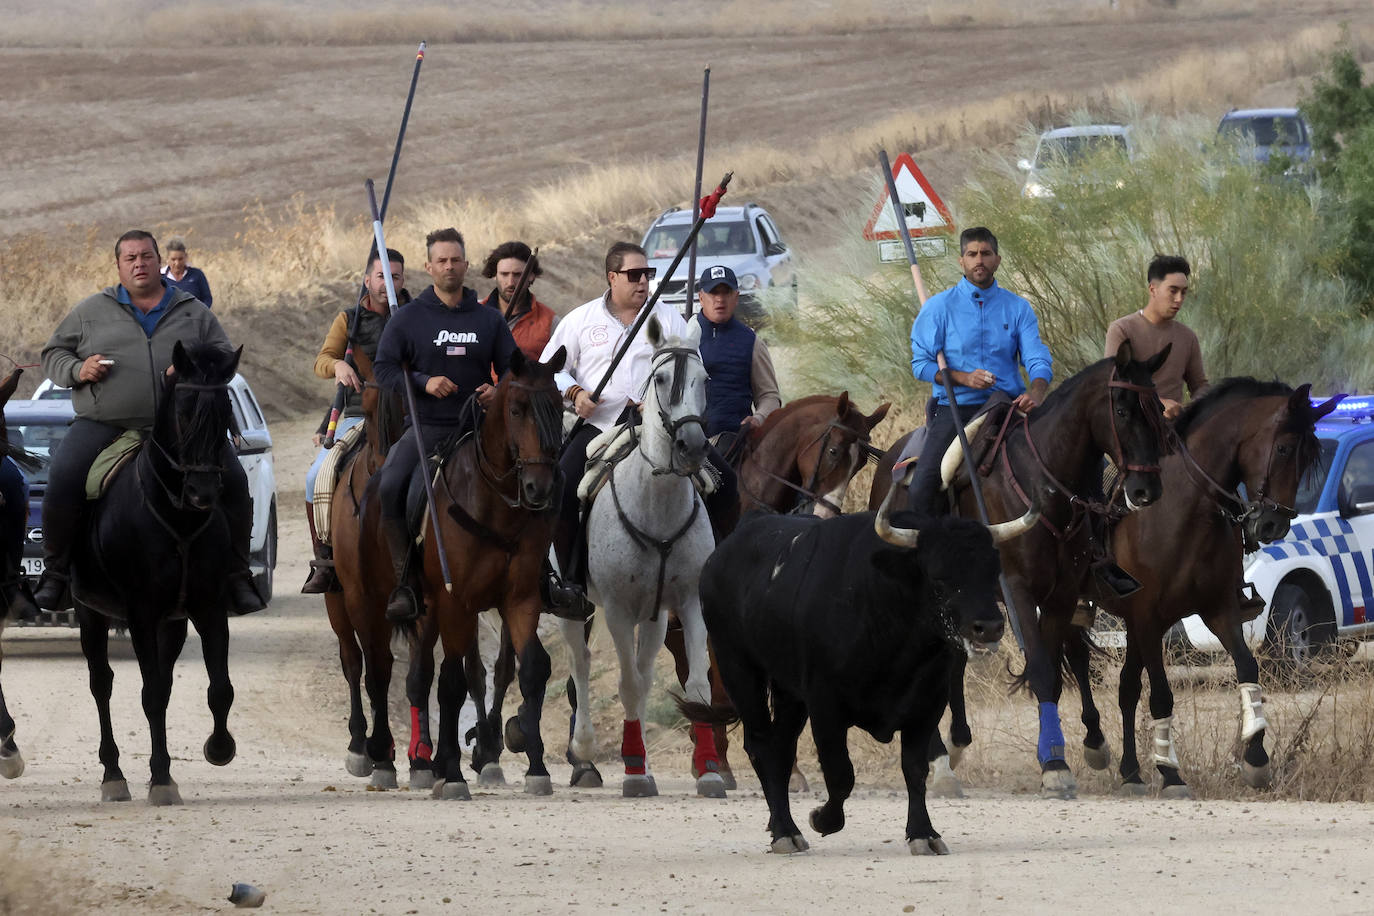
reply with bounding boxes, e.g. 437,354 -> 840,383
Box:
323,381 -> 412,787
1076,379 -> 1340,797
386,347 -> 567,799
667,391 -> 890,789
869,342 -> 1172,798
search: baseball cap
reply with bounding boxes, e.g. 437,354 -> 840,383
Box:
698,264 -> 738,292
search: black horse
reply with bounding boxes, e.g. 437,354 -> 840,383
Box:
73,341 -> 246,805
0,366 -> 38,779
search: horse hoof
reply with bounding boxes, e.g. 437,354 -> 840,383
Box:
1039,769 -> 1077,800
101,779 -> 132,802
696,773 -> 726,799
571,763 -> 603,789
0,750 -> 24,780
478,763 -> 507,787
909,836 -> 951,856
437,780 -> 470,801
505,716 -> 526,754
719,769 -> 737,791
345,752 -> 374,778
788,771 -> 810,794
769,834 -> 810,855
409,768 -> 436,791
369,767 -> 398,790
622,774 -> 658,798
1082,741 -> 1112,771
203,733 -> 236,767
1115,780 -> 1148,798
1242,762 -> 1272,789
524,775 -> 553,796
1161,783 -> 1194,800
147,782 -> 183,806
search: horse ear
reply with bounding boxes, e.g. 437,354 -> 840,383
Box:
683,319 -> 702,348
835,391 -> 850,417
171,340 -> 193,377
867,401 -> 892,429
647,316 -> 663,348
0,368 -> 20,404
1296,383 -> 1343,421
508,347 -> 529,378
1113,338 -> 1134,369
545,345 -> 567,373
1144,342 -> 1172,376
226,345 -> 243,379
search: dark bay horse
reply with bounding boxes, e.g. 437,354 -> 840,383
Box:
869,341 -> 1172,798
323,382 -> 413,788
1082,380 -> 1340,797
0,366 -> 37,779
73,342 -> 245,805
384,347 -> 567,799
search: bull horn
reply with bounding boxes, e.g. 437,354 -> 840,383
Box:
988,497 -> 1040,544
873,482 -> 920,548
940,412 -> 989,490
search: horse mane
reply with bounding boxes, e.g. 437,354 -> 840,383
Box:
1034,357 -> 1112,415
166,343 -> 238,451
1173,377 -> 1295,441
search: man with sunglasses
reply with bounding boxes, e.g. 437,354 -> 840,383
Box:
539,241 -> 691,615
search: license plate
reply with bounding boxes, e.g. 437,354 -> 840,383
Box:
21,557 -> 43,576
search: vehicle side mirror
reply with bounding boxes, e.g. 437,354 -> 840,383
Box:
1017,158 -> 1033,171
765,242 -> 787,257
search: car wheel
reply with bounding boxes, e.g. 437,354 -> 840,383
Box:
253,501 -> 276,604
1264,582 -> 1332,673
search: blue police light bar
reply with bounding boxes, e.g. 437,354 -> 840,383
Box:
1313,395 -> 1374,415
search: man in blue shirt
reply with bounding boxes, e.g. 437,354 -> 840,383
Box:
907,226 -> 1052,515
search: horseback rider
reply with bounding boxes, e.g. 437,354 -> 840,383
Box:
479,241 -> 559,362
372,228 -> 518,624
539,241 -> 691,615
301,246 -> 408,595
34,229 -> 264,614
1,453 -> 37,621
906,226 -> 1053,517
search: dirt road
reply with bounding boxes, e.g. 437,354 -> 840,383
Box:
2,420 -> 1374,914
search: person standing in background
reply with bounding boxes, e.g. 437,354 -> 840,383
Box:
162,237 -> 213,308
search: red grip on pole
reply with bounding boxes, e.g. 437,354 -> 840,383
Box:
699,183 -> 727,219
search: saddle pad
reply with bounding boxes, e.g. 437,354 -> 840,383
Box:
578,423 -> 636,503
313,420 -> 367,546
86,429 -> 144,501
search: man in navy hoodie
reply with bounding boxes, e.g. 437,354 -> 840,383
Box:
372,228 -> 518,623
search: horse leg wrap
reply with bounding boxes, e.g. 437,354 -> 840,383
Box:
408,706 -> 432,762
1238,683 -> 1268,742
691,722 -> 720,775
1152,716 -> 1181,769
621,720 -> 647,775
1037,702 -> 1067,765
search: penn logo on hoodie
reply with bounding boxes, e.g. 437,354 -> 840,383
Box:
434,329 -> 478,354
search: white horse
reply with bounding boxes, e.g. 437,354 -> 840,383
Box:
559,317 -> 724,798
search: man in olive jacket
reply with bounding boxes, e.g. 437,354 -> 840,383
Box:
34,229 -> 264,614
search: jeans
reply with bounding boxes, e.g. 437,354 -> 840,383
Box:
305,415 -> 363,505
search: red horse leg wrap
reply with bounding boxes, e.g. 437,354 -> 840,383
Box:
621,719 -> 647,775
408,706 -> 432,761
692,722 -> 720,775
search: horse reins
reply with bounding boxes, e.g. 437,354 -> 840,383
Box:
1171,417 -> 1298,553
739,417 -> 874,516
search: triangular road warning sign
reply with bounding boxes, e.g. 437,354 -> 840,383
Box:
863,153 -> 954,241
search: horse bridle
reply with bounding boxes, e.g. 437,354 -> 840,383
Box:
740,416 -> 873,516
146,379 -> 234,512
470,381 -> 561,511
1106,371 -> 1166,476
644,346 -> 708,478
1172,415 -> 1298,551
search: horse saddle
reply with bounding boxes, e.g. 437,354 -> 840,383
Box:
888,394 -> 1011,489
85,429 -> 144,501
577,423 -> 719,505
312,420 -> 367,546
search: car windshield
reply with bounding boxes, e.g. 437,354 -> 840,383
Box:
645,221 -> 754,259
1035,134 -> 1128,168
1219,116 -> 1304,147
1294,437 -> 1338,515
8,420 -> 69,468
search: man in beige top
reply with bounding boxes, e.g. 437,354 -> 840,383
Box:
1104,254 -> 1208,419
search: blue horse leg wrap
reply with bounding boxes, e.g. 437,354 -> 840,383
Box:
1038,702 -> 1067,765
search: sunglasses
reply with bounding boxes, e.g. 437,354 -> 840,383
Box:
615,267 -> 657,283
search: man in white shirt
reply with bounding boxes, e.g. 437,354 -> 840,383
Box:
539,241 -> 690,610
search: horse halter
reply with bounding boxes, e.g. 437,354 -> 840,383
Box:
1173,415 -> 1299,551
644,346 -> 707,478
744,416 -> 872,516
472,381 -> 560,511
147,379 -> 234,511
1106,369 -> 1167,476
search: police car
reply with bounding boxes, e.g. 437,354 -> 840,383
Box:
1170,396 -> 1374,666
5,377 -> 278,625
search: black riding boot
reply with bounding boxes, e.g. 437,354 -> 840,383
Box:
301,504 -> 339,595
382,516 -> 422,624
224,488 -> 267,616
32,503 -> 81,611
1,577 -> 39,623
541,558 -> 593,621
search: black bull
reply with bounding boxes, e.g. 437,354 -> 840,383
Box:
681,496 -> 1035,855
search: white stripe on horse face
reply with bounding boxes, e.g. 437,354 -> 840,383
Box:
812,443 -> 861,518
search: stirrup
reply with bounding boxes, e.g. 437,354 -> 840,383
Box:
228,572 -> 267,616
32,569 -> 72,612
541,571 -> 594,621
300,558 -> 339,595
2,579 -> 40,623
1238,583 -> 1266,621
386,585 -> 421,624
1091,560 -> 1141,600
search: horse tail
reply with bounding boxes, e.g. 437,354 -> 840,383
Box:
675,696 -> 740,728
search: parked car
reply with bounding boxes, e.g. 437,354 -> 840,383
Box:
1019,124 -> 1133,199
641,202 -> 795,326
1161,396 -> 1374,668
7,375 -> 278,625
1216,107 -> 1313,166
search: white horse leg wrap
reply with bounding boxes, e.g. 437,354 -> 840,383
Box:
1238,683 -> 1268,741
1151,716 -> 1181,769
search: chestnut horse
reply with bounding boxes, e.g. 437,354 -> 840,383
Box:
869,342 -> 1172,798
1079,380 -> 1340,797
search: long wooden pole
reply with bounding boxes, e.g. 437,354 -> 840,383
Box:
683,66 -> 710,320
